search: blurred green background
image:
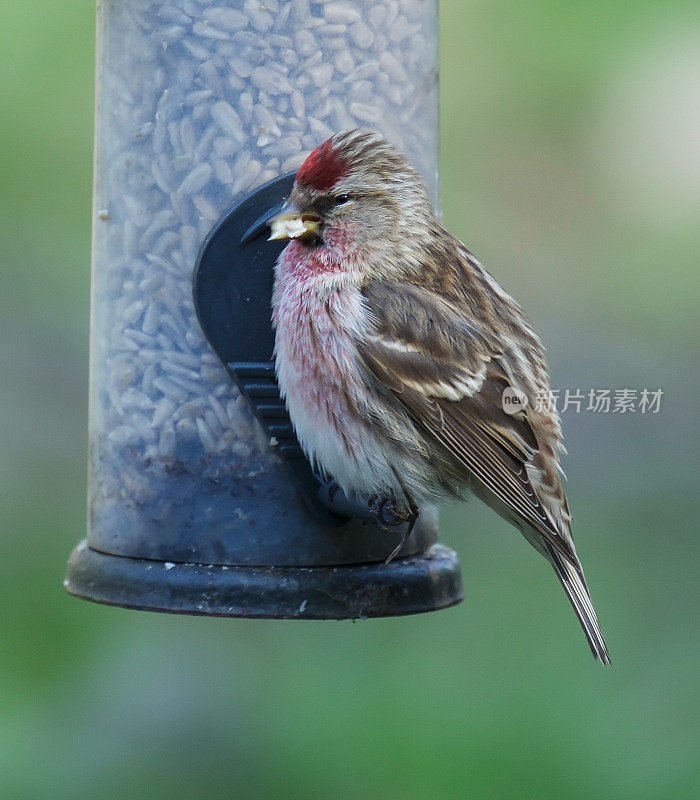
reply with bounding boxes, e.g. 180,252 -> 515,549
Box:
1,1 -> 698,798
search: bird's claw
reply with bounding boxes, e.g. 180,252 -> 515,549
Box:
368,494 -> 420,564
317,481 -> 420,564
368,494 -> 411,529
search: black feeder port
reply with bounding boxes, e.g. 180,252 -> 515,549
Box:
65,174 -> 463,619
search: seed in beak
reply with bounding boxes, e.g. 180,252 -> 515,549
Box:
268,211 -> 321,241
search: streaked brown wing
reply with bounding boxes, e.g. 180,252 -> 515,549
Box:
360,281 -> 577,564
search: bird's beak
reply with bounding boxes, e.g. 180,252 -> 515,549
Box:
268,209 -> 322,242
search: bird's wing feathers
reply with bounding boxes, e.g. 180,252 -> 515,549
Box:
359,281 -> 577,565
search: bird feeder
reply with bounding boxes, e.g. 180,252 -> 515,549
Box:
64,0 -> 463,618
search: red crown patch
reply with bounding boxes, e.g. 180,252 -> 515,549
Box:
296,140 -> 350,191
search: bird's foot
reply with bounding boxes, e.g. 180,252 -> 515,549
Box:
367,494 -> 419,564
317,479 -> 420,563
368,494 -> 410,528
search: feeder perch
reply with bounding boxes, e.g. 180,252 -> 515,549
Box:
64,0 -> 463,618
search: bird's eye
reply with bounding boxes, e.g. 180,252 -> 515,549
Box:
334,194 -> 352,205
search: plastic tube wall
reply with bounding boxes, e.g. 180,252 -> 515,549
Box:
88,0 -> 439,565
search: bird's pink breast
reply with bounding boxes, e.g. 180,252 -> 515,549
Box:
273,248 -> 357,418
272,244 -> 374,489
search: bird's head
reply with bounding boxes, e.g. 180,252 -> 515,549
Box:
269,130 -> 434,271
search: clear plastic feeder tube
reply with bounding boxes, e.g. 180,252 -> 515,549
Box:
88,0 -> 440,565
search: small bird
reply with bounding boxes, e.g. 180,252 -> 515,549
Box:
269,130 -> 609,663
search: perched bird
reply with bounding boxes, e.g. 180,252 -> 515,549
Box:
269,129 -> 609,663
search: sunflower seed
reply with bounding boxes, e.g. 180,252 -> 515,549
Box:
348,20 -> 373,48
211,101 -> 244,140
203,7 -> 247,31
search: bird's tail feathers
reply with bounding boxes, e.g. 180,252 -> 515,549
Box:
545,543 -> 611,665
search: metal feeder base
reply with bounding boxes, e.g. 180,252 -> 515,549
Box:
64,540 -> 463,619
